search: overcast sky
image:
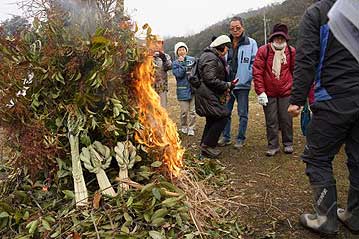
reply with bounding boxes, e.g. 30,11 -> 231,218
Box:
0,0 -> 284,37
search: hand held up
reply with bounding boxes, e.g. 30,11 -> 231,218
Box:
228,78 -> 239,90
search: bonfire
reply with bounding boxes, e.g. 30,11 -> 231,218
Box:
0,1 -> 246,238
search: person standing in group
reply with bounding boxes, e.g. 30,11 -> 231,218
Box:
218,16 -> 258,149
288,0 -> 359,235
253,23 -> 296,157
150,36 -> 172,108
172,42 -> 196,136
195,35 -> 238,158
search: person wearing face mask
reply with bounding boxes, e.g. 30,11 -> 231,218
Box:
195,35 -> 238,158
253,23 -> 296,156
172,42 -> 196,136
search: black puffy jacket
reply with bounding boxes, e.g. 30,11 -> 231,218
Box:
195,48 -> 230,118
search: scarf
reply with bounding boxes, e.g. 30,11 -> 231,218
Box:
271,42 -> 287,80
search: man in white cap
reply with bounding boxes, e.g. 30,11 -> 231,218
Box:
172,42 -> 196,136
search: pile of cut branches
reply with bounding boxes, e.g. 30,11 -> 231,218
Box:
0,1 -> 252,238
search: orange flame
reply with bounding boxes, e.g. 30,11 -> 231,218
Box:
133,56 -> 184,177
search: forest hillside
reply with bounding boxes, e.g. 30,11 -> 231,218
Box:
164,0 -> 315,57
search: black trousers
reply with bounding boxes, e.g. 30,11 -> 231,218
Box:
302,95 -> 359,187
201,116 -> 228,147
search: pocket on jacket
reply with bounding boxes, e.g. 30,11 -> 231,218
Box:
195,83 -> 229,118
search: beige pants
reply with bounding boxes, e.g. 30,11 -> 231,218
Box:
159,91 -> 167,109
179,98 -> 196,130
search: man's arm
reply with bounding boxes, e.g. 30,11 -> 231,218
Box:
201,58 -> 229,93
290,6 -> 321,107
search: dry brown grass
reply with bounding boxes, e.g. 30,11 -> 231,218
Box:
166,76 -> 355,239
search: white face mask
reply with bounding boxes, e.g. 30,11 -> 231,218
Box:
272,42 -> 287,50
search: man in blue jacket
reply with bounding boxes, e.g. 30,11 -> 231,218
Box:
218,16 -> 258,149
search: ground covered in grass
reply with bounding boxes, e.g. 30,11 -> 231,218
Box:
167,76 -> 356,239
0,77 -> 359,239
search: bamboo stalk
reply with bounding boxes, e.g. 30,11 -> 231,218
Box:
96,169 -> 117,197
70,134 -> 88,207
118,168 -> 129,191
81,142 -> 116,197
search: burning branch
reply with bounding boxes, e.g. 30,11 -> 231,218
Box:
133,57 -> 185,177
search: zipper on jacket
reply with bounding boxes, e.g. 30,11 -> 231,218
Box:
240,51 -> 244,63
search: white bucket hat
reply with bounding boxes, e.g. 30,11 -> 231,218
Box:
174,42 -> 188,56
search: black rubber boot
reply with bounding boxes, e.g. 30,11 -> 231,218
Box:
300,184 -> 338,235
337,185 -> 359,234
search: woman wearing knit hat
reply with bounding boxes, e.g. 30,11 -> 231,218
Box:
172,42 -> 196,136
253,23 -> 296,157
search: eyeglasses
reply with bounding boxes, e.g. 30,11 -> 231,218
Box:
230,26 -> 242,32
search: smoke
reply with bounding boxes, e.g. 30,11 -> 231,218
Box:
57,0 -> 103,36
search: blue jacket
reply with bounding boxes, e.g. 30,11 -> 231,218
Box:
227,35 -> 258,90
172,56 -> 196,101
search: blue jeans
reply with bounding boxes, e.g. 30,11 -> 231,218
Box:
223,89 -> 249,143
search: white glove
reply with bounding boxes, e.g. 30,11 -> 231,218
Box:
258,92 -> 268,106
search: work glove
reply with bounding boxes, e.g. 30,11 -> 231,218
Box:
258,92 -> 268,106
227,78 -> 239,90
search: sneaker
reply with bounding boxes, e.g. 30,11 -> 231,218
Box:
234,141 -> 245,149
180,127 -> 188,134
266,148 -> 280,157
217,138 -> 231,147
201,145 -> 222,158
284,145 -> 293,154
187,128 -> 195,136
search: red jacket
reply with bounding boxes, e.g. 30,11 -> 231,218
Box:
253,44 -> 296,97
